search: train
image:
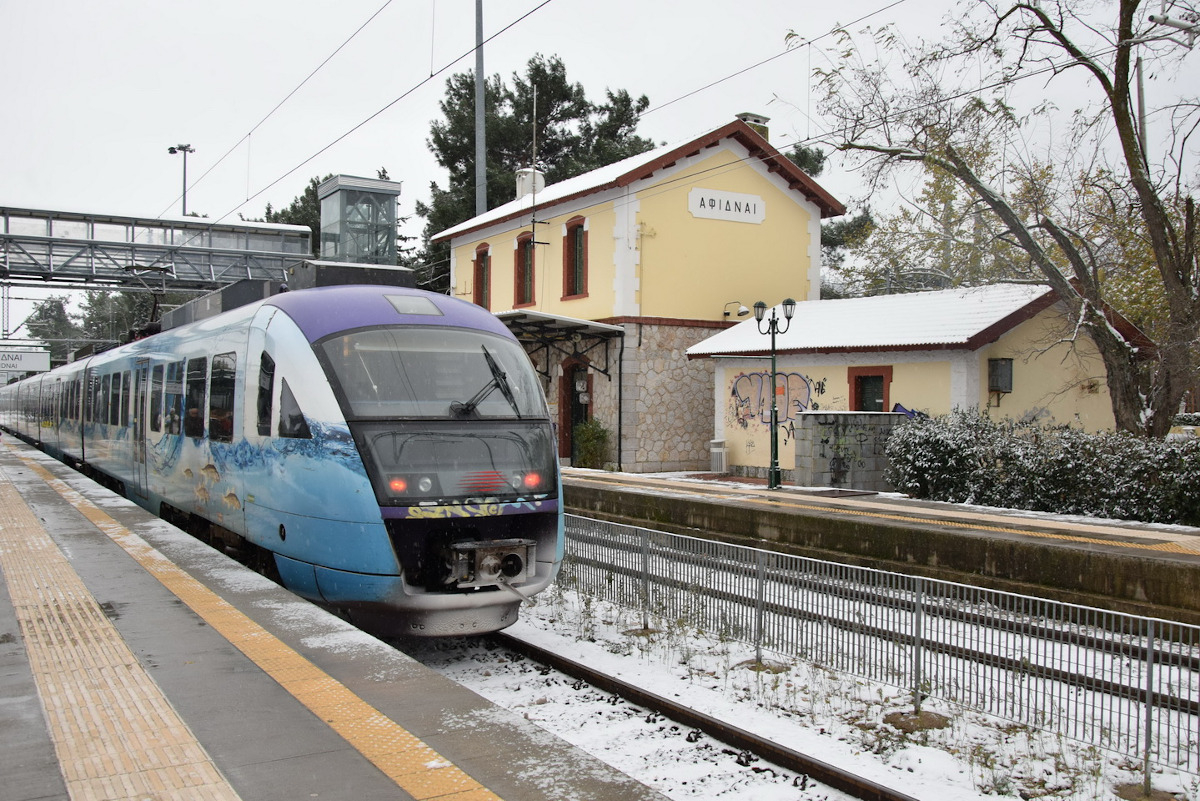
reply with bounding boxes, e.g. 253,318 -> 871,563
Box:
0,284 -> 563,636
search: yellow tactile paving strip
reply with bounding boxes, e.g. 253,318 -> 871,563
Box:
2,446 -> 503,801
0,474 -> 242,801
567,472 -> 1200,557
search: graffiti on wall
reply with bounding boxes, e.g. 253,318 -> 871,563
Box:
728,372 -> 827,447
816,417 -> 875,484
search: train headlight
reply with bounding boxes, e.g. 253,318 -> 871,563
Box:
510,472 -> 543,491
417,476 -> 434,493
389,477 -> 408,492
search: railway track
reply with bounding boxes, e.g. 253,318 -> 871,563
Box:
491,631 -> 921,801
401,629 -> 921,801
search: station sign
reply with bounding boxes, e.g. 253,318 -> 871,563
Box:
0,350 -> 51,373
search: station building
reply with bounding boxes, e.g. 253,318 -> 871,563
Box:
433,114 -> 844,471
433,114 -> 1146,482
685,284 -> 1151,486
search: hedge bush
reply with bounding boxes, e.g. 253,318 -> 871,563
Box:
885,409 -> 1200,526
572,417 -> 611,470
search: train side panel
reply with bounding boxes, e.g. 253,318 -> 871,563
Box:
236,305 -> 400,599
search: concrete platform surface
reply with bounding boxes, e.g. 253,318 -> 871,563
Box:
0,438 -> 668,801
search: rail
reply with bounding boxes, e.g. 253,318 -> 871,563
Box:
562,514 -> 1200,776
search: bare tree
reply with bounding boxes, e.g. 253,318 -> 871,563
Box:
807,0 -> 1198,435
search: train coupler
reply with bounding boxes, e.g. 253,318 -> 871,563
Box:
447,538 -> 536,589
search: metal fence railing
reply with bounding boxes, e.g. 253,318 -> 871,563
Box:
561,514 -> 1200,776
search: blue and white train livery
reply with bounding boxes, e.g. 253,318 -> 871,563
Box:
0,285 -> 563,635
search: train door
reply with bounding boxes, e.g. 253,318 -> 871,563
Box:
129,359 -> 150,500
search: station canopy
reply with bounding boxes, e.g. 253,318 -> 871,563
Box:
495,309 -> 624,381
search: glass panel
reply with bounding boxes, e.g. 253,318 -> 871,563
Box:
321,328 -> 545,420
210,230 -> 241,250
257,352 -> 275,436
209,352 -> 236,442
857,375 -> 885,412
101,374 -> 112,425
8,216 -> 48,236
283,234 -> 309,254
164,362 -> 183,434
150,365 -> 164,432
357,419 -> 556,504
93,222 -> 129,242
175,227 -> 209,247
279,378 -> 311,439
247,233 -> 277,252
52,219 -> 88,239
120,371 -> 131,427
184,357 -> 207,437
133,225 -> 169,246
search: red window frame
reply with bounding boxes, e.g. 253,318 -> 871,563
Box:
847,366 -> 893,412
562,217 -> 588,300
514,233 -> 535,307
472,243 -> 491,309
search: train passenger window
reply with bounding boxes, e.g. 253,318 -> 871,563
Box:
150,365 -> 164,432
278,378 -> 311,439
120,371 -> 131,427
257,352 -> 275,436
184,357 -> 207,438
87,374 -> 98,422
165,362 -> 183,434
209,352 -> 236,443
101,374 -> 112,425
110,373 -> 123,426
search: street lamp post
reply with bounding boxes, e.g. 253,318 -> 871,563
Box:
754,297 -> 796,489
167,144 -> 195,215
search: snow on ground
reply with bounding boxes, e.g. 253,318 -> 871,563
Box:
410,586 -> 1199,801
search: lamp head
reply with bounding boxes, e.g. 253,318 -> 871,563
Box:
782,297 -> 797,320
753,301 -> 767,323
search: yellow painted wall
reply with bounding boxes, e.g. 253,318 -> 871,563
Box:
448,143 -> 819,321
449,201 -> 619,318
718,360 -> 953,471
716,303 -> 1120,474
635,148 -> 816,320
980,306 -> 1116,432
891,361 -> 953,415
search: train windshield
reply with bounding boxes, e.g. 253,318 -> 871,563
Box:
320,327 -> 547,420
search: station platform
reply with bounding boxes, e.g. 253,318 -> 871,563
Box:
0,437 -> 669,801
562,469 -> 1200,626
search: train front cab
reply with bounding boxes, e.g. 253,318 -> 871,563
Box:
302,297 -> 564,635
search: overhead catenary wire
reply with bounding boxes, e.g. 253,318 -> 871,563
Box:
157,0 -> 398,220
160,0 -> 1140,283
143,0 -> 559,266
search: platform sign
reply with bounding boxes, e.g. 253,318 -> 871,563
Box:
0,350 -> 51,373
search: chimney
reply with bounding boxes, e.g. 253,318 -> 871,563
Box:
516,167 -> 546,200
736,112 -> 770,141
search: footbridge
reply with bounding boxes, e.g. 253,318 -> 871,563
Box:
1,205 -> 312,333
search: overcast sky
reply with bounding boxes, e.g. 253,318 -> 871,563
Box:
1,0 -> 1195,330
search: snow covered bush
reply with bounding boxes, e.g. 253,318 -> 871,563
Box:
886,409 -> 1200,525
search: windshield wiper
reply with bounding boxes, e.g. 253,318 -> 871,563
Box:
450,345 -> 523,418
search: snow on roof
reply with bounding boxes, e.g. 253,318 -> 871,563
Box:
432,119 -> 844,243
687,283 -> 1057,357
433,129 -> 718,243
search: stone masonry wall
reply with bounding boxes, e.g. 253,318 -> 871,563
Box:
792,412 -> 905,491
587,321 -> 719,473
